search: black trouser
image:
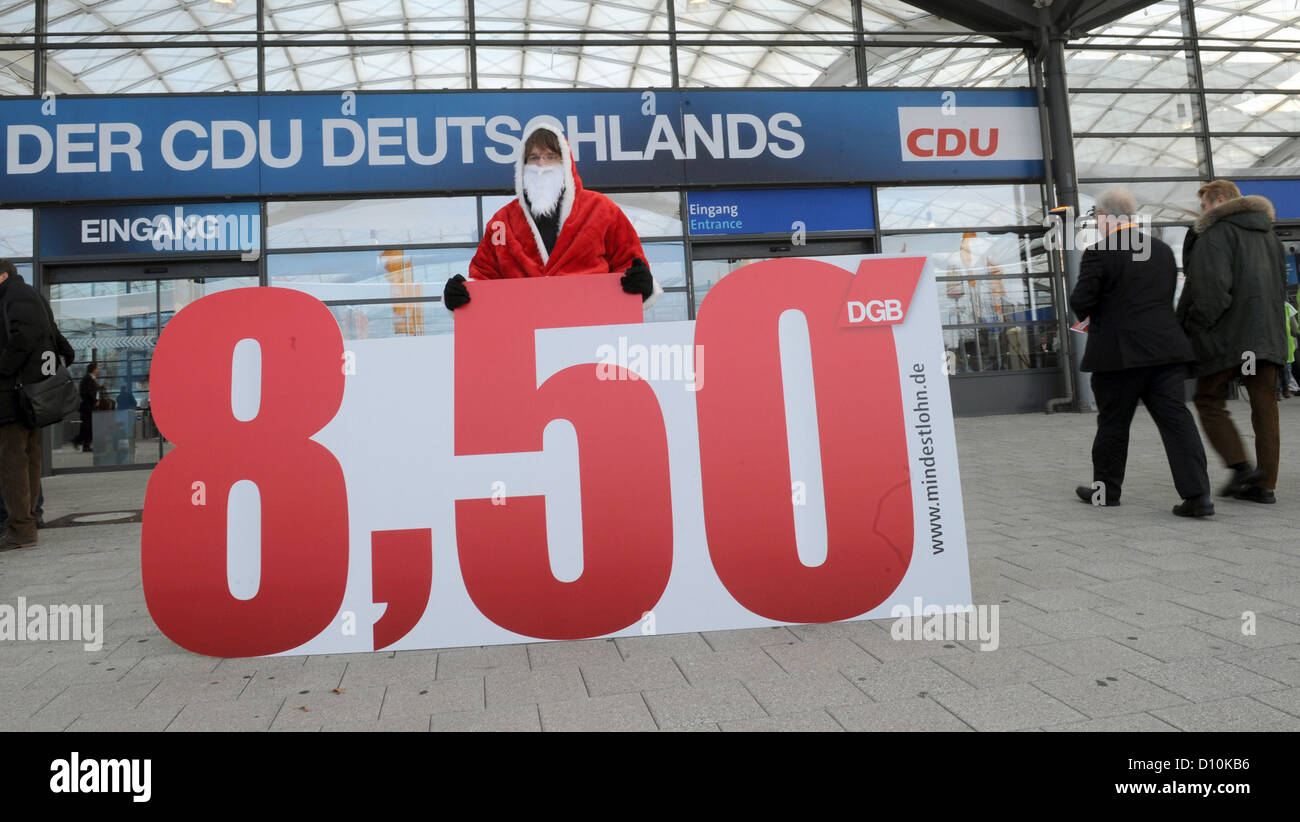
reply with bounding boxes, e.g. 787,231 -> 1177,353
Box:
1091,364 -> 1211,501
74,405 -> 92,446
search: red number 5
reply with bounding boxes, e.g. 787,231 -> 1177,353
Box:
453,275 -> 674,640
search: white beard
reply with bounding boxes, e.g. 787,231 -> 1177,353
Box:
523,164 -> 564,218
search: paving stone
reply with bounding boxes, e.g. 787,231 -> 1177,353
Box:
434,645 -> 530,680
849,620 -> 985,661
1086,578 -> 1200,604
579,656 -> 688,696
429,704 -> 541,732
118,653 -> 222,681
527,638 -> 622,669
719,710 -> 844,732
641,681 -> 766,729
1257,582 -> 1300,608
1171,590 -> 1288,620
933,648 -> 1071,687
1011,588 -> 1124,613
1030,672 -> 1189,719
1126,657 -> 1288,702
1111,626 -> 1243,662
842,658 -> 973,702
1017,610 -> 1144,641
1051,713 -> 1181,732
699,626 -> 800,652
324,714 -> 433,732
997,566 -> 1108,589
1214,644 -> 1300,687
930,683 -> 1087,731
1,686 -> 65,720
1250,688 -> 1300,718
1095,600 -> 1218,630
1023,637 -> 1164,676
1194,615 -> 1300,649
485,665 -> 587,708
673,648 -> 787,685
0,713 -> 79,731
1157,570 -> 1261,595
380,678 -> 485,717
33,680 -> 159,723
270,685 -> 386,730
828,697 -> 973,731
137,672 -> 252,710
1150,697 -> 1300,731
955,617 -> 1059,652
240,661 -> 347,700
613,632 -> 713,661
1133,552 -> 1232,572
21,655 -> 145,689
740,671 -> 872,715
169,697 -> 286,732
66,707 -> 182,732
106,634 -> 188,659
539,693 -> 658,731
338,655 -> 440,689
762,637 -> 881,674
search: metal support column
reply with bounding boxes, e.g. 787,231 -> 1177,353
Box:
1043,33 -> 1094,412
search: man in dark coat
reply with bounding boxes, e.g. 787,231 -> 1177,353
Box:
1177,180 -> 1288,503
0,261 -> 75,549
1070,189 -> 1213,517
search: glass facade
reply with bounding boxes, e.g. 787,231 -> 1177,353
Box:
1,0 -> 1296,458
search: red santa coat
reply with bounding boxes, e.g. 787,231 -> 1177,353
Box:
468,122 -> 662,306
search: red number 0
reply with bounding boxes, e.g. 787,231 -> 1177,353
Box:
142,288 -> 349,657
695,259 -> 914,623
453,274 -> 674,640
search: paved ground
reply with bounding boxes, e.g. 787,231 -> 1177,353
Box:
3,398 -> 1300,732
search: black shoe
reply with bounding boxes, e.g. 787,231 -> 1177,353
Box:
1076,485 -> 1120,506
1233,485 -> 1276,504
1172,495 -> 1215,518
36,517 -> 46,529
1219,464 -> 1263,497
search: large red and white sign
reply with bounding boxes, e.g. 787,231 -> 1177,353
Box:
141,255 -> 971,657
897,106 -> 1042,162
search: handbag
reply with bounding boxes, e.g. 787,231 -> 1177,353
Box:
17,362 -> 81,428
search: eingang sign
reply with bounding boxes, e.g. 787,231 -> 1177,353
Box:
1,89 -> 1043,204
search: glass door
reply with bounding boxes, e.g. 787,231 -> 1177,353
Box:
47,264 -> 258,472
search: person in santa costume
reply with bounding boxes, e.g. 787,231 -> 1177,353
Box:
443,121 -> 662,309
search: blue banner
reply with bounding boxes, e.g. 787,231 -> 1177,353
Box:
40,201 -> 260,257
1,90 -> 1043,203
687,187 -> 874,236
1236,180 -> 1300,221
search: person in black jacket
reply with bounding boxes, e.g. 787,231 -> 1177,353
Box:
73,361 -> 100,451
1069,189 -> 1213,517
0,261 -> 76,549
1177,180 -> 1288,503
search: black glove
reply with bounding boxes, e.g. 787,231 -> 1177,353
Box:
443,274 -> 470,310
620,257 -> 654,302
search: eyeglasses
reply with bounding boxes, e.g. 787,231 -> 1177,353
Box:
526,151 -> 561,163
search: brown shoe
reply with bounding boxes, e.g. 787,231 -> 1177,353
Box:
0,534 -> 37,551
